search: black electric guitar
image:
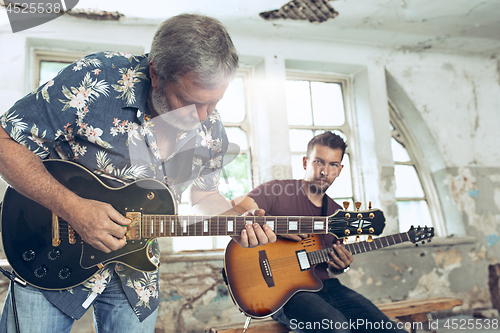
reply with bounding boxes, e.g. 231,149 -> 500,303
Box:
224,226 -> 434,318
1,160 -> 387,290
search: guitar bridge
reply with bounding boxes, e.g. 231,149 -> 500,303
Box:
125,212 -> 141,240
258,250 -> 275,288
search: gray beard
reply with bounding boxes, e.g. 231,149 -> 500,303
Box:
151,86 -> 201,131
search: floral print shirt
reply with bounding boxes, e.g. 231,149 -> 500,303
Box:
1,52 -> 228,321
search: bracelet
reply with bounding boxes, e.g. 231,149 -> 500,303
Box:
328,265 -> 350,275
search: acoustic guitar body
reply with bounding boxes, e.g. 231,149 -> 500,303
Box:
224,235 -> 325,318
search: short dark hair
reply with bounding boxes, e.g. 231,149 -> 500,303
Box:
306,131 -> 347,160
148,14 -> 239,88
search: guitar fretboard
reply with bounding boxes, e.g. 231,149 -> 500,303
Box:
307,232 -> 410,265
140,215 -> 329,237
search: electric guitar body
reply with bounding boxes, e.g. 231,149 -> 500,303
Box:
1,159 -> 175,290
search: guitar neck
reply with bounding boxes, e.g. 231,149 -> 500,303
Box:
139,214 -> 329,238
307,232 -> 411,266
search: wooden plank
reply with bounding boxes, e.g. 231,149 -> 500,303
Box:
377,297 -> 462,318
206,297 -> 463,333
204,319 -> 288,333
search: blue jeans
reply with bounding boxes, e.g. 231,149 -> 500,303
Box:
272,279 -> 407,333
0,271 -> 157,333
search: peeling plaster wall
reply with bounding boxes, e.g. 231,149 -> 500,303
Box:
0,13 -> 499,333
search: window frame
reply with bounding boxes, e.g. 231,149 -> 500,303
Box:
285,71 -> 361,205
32,50 -> 83,90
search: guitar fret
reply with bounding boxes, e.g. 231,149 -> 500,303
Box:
266,217 -> 275,231
276,217 -> 288,234
360,242 -> 366,253
288,218 -> 298,232
354,242 -> 361,254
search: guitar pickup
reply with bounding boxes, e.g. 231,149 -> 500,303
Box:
296,250 -> 311,271
125,212 -> 141,240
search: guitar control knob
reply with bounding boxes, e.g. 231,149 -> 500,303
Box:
58,267 -> 72,280
34,265 -> 48,278
22,250 -> 36,261
48,249 -> 61,261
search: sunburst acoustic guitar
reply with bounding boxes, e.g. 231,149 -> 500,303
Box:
224,225 -> 434,318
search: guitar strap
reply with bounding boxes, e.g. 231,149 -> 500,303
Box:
320,194 -> 328,217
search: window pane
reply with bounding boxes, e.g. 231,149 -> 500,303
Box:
291,154 -> 305,179
216,76 -> 246,123
219,153 -> 250,200
289,129 -> 314,153
394,165 -> 425,198
311,82 -> 345,126
397,200 -> 433,233
391,138 -> 411,162
39,61 -> 70,86
326,154 -> 353,199
225,127 -> 248,150
286,80 -> 313,125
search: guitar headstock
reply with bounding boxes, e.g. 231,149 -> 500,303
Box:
328,204 -> 386,238
407,225 -> 435,246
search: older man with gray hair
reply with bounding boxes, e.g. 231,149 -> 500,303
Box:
0,13 -> 275,333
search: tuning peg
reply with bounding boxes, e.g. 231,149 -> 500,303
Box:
357,228 -> 362,234
367,235 -> 373,242
368,201 -> 372,210
355,202 -> 361,211
343,201 -> 350,210
369,228 -> 374,234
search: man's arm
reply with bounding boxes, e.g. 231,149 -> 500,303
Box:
189,186 -> 276,247
0,126 -> 130,253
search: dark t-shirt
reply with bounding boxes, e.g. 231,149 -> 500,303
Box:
247,179 -> 342,281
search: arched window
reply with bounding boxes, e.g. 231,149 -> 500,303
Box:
389,102 -> 445,235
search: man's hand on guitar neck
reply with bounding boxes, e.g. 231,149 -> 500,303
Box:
326,238 -> 354,274
231,208 -> 277,248
230,196 -> 277,248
